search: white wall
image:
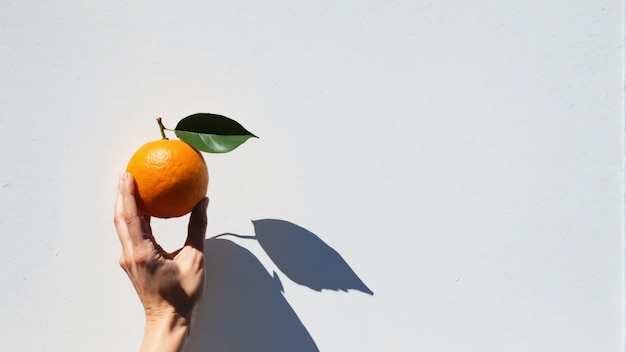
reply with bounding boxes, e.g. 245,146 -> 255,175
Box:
0,1 -> 623,351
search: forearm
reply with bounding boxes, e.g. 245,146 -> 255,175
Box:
140,315 -> 191,352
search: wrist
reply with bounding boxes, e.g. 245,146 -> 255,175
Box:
140,313 -> 191,352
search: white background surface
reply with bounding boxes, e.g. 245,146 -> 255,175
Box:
0,1 -> 624,351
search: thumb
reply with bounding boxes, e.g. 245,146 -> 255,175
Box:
186,197 -> 208,252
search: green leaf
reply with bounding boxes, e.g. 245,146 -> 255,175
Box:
174,113 -> 257,153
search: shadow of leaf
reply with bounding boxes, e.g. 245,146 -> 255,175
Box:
252,219 -> 373,295
186,238 -> 319,352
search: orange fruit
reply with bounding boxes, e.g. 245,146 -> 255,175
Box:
126,139 -> 208,218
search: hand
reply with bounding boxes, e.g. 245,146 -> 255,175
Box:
114,172 -> 208,352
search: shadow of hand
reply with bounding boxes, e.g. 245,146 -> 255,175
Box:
185,238 -> 319,352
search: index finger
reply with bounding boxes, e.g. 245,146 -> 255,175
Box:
113,172 -> 151,251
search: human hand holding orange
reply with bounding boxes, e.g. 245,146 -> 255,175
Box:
114,172 -> 208,352
114,113 -> 254,351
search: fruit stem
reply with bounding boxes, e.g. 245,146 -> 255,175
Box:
156,117 -> 168,140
